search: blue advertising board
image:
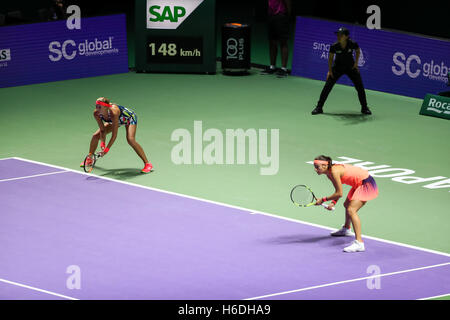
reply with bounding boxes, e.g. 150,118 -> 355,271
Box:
292,17 -> 450,99
0,14 -> 128,88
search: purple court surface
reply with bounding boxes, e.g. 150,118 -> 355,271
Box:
1,158 -> 449,300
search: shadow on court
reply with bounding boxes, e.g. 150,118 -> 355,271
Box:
265,234 -> 349,246
323,112 -> 374,125
94,167 -> 144,180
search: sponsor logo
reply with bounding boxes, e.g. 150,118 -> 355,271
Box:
0,49 -> 11,68
312,42 -> 331,60
426,98 -> 450,114
312,42 -> 368,68
48,37 -> 118,62
226,38 -> 245,61
0,48 -> 11,62
392,52 -> 449,82
146,0 -> 204,29
358,49 -> 367,67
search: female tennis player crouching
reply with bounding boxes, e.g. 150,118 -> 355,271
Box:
313,155 -> 378,252
81,97 -> 154,173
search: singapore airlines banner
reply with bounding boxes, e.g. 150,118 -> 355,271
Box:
291,16 -> 450,99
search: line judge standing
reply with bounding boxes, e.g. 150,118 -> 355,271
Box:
312,27 -> 372,115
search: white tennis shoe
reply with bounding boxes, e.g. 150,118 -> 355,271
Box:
343,240 -> 365,252
330,226 -> 353,237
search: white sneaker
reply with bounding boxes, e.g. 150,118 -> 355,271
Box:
343,240 -> 365,252
330,226 -> 353,237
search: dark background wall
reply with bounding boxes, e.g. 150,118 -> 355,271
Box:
1,0 -> 449,39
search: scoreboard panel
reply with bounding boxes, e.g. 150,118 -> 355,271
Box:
135,0 -> 216,73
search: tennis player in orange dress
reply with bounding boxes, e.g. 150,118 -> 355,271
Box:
313,155 -> 378,252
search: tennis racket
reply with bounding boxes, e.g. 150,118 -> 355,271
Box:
83,152 -> 102,173
290,184 -> 335,210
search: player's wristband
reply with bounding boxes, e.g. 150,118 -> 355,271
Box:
100,141 -> 106,150
103,147 -> 110,154
322,197 -> 328,203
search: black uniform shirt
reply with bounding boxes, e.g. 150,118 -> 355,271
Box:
330,39 -> 359,69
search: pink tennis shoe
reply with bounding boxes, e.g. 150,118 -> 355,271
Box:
141,163 -> 154,174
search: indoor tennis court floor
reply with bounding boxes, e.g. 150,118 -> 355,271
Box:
1,157 -> 449,300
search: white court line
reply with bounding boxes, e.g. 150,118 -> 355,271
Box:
0,170 -> 68,183
418,293 -> 450,300
9,156 -> 450,258
0,278 -> 78,300
245,262 -> 450,300
0,157 -> 15,161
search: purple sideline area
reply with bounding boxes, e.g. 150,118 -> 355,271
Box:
1,159 -> 449,300
0,159 -> 64,180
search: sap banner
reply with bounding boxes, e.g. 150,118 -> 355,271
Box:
0,14 -> 128,88
291,17 -> 450,99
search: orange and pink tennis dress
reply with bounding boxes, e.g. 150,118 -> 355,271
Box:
335,164 -> 379,201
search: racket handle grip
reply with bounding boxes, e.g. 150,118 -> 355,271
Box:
321,203 -> 335,210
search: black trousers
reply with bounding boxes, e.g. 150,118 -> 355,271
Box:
268,14 -> 290,41
317,67 -> 368,109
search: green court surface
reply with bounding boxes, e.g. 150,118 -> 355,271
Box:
430,295 -> 450,300
1,65 -> 449,262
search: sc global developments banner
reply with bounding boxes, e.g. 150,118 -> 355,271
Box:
0,14 -> 128,88
291,17 -> 450,99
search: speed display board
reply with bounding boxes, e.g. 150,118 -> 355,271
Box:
135,0 -> 216,73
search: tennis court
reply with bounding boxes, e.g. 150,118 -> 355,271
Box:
1,5 -> 449,299
0,157 -> 449,300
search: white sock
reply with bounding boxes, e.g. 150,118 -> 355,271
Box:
270,65 -> 275,69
